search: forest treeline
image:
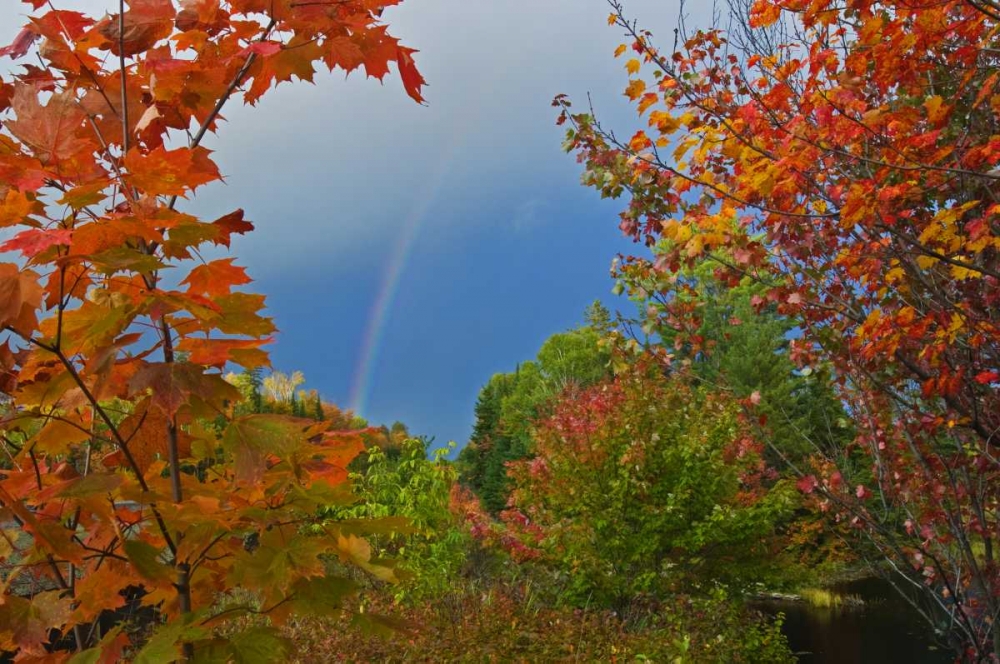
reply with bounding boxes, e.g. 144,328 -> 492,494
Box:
209,289 -> 857,660
220,293 -> 814,661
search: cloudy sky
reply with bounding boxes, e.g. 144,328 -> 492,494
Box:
1,0 -> 710,449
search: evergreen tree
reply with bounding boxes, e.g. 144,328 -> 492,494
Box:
632,260 -> 851,466
459,309 -> 613,513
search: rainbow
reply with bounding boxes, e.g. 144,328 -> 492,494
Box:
348,125 -> 466,417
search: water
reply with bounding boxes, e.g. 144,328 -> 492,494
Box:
754,577 -> 955,663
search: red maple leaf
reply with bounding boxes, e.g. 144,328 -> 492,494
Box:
0,228 -> 72,258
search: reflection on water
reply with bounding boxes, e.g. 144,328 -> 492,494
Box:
753,577 -> 955,663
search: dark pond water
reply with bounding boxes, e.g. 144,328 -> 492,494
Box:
753,577 -> 955,663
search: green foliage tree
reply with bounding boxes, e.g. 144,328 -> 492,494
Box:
332,439 -> 469,602
459,305 -> 613,512
621,258 -> 851,467
505,362 -> 796,609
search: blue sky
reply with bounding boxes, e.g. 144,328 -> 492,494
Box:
1,0 -> 705,449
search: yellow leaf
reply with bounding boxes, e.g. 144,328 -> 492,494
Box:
614,44 -> 627,58
625,79 -> 647,101
673,137 -> 697,162
749,0 -> 782,28
924,95 -> 948,124
947,313 -> 964,341
30,416 -> 92,456
649,111 -> 681,133
750,168 -> 775,196
665,223 -> 692,243
860,308 -> 882,332
686,234 -> 705,257
626,59 -> 641,75
950,263 -> 981,280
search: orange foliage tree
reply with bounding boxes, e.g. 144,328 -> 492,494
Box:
0,0 -> 423,659
559,0 -> 1000,657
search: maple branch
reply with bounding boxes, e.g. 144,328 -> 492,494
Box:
154,317 -> 195,639
83,114 -> 134,205
165,18 -> 278,213
876,222 -> 1000,281
118,0 -> 130,158
966,0 -> 1000,21
73,534 -> 127,563
200,594 -> 297,626
125,18 -> 290,631
586,112 -> 834,220
189,16 -> 276,145
806,85 -> 1000,183
6,453 -> 102,646
23,335 -> 179,557
894,349 -> 997,445
188,531 -> 231,573
28,446 -> 43,492
618,1 -> 1000,190
762,416 -> 984,647
44,1 -> 121,124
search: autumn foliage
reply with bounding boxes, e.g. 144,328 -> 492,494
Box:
0,0 -> 423,659
560,0 -> 1000,656
500,362 -> 795,607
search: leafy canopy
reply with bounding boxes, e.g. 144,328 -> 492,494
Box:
504,361 -> 796,608
561,0 -> 1000,656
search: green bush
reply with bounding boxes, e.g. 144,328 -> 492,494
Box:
328,438 -> 469,602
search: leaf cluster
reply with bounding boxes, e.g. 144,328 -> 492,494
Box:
0,0 -> 424,658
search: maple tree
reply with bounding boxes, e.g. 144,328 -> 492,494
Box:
501,361 -> 795,609
560,0 -> 1000,657
0,0 -> 424,659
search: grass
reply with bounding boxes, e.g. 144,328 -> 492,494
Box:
800,587 -> 864,609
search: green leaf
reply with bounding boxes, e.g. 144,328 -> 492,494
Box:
222,414 -> 311,482
55,472 -> 122,499
90,246 -> 168,274
288,575 -> 357,617
0,592 -> 70,653
123,539 -> 172,583
335,516 -> 415,538
351,611 -> 415,638
134,621 -> 208,664
191,627 -> 292,664
130,361 -> 242,417
230,528 -> 326,594
213,293 -> 276,337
